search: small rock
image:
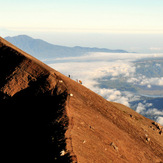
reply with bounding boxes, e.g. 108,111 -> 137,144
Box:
59,80 -> 63,83
146,138 -> 150,142
89,125 -> 94,130
51,136 -> 54,143
70,93 -> 73,97
152,121 -> 163,131
60,150 -> 66,156
80,122 -> 84,125
110,142 -> 118,151
83,140 -> 86,144
130,114 -> 133,118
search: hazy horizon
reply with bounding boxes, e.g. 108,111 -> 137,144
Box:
1,0 -> 163,53
2,32 -> 163,54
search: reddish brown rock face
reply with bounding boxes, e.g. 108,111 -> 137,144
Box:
0,37 -> 163,162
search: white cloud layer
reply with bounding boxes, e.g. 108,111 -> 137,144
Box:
94,88 -> 131,107
49,60 -> 135,89
136,103 -> 147,113
47,52 -> 163,63
49,60 -> 137,107
49,52 -> 163,91
156,117 -> 163,126
136,102 -> 163,125
128,76 -> 163,86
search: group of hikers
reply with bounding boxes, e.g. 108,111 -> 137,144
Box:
76,79 -> 82,84
68,75 -> 82,84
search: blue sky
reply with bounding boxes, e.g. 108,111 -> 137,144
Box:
1,0 -> 163,52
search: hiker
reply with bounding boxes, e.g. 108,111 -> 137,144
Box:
79,80 -> 82,84
68,75 -> 70,78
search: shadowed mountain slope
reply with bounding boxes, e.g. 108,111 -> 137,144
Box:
0,37 -> 162,162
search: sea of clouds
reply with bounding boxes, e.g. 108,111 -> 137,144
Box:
48,52 -> 163,125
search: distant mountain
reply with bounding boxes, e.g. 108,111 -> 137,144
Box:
4,35 -> 128,60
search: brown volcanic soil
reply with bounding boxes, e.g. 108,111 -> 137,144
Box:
0,37 -> 163,162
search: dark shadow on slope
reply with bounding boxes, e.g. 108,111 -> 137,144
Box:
0,46 -> 25,88
0,76 -> 73,162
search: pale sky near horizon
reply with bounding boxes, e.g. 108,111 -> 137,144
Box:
1,0 -> 163,52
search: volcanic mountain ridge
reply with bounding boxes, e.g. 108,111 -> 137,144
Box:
0,36 -> 163,162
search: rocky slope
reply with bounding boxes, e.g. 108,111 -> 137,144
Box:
0,37 -> 163,162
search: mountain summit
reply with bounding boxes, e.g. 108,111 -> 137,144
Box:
0,37 -> 162,162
